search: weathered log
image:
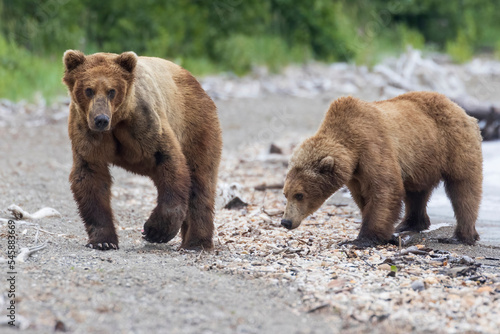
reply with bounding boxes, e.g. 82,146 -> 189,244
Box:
453,97 -> 500,140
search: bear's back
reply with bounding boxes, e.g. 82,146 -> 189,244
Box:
373,91 -> 482,186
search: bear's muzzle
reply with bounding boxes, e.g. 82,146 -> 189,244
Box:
94,114 -> 110,131
281,219 -> 293,229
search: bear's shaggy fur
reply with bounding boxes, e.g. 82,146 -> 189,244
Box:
62,50 -> 222,251
282,92 -> 482,246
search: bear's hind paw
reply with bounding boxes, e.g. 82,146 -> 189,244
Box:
339,238 -> 380,249
438,235 -> 478,246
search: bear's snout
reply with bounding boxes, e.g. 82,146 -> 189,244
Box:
94,114 -> 110,131
281,219 -> 293,230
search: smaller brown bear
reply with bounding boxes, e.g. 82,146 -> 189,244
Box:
62,50 -> 222,251
282,92 -> 482,247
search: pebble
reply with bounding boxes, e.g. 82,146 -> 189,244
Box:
424,276 -> 439,285
411,280 -> 425,291
378,264 -> 392,271
476,286 -> 493,294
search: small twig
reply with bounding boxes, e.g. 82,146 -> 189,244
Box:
260,191 -> 268,209
249,189 -> 256,204
307,303 -> 330,313
333,286 -> 354,294
7,220 -> 61,236
15,243 -> 47,263
254,183 -> 284,191
362,259 -> 377,269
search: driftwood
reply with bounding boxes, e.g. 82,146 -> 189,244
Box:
254,183 -> 284,191
377,48 -> 500,141
453,97 -> 500,140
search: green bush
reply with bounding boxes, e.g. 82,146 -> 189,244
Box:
0,35 -> 64,102
214,34 -> 311,75
446,30 -> 474,63
398,25 -> 425,50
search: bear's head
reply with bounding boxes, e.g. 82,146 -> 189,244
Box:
281,136 -> 354,230
62,50 -> 138,132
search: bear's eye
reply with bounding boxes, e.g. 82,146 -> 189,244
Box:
108,89 -> 116,100
294,193 -> 304,201
85,88 -> 94,98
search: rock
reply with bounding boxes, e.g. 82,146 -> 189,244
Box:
475,286 -> 493,294
269,143 -> 283,154
447,266 -> 479,277
263,208 -> 284,216
378,264 -> 391,271
459,256 -> 475,265
424,276 -> 439,285
55,319 -> 67,332
224,197 -> 248,210
259,214 -> 272,223
411,280 -> 425,291
216,182 -> 244,209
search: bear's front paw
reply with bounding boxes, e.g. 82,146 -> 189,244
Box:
86,229 -> 119,251
86,242 -> 119,250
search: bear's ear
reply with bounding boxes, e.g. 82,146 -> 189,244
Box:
318,156 -> 335,174
115,52 -> 138,73
63,50 -> 85,72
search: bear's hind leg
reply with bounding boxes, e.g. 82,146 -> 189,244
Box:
395,190 -> 432,233
180,173 -> 216,251
70,158 -> 118,250
444,178 -> 481,245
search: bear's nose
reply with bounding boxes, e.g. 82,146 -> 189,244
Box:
281,219 -> 293,230
94,114 -> 110,130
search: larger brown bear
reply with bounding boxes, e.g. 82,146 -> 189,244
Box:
62,50 -> 222,251
282,92 -> 482,246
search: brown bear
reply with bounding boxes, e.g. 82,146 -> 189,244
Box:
281,92 -> 482,246
62,50 -> 222,251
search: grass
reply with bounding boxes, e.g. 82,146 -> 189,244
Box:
213,34 -> 312,75
446,30 -> 474,63
0,35 -> 66,103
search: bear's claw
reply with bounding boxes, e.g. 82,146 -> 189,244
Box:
141,227 -> 166,243
85,242 -> 119,250
142,222 -> 179,244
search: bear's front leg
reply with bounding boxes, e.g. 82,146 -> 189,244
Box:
70,156 -> 118,250
350,181 -> 403,248
142,149 -> 191,244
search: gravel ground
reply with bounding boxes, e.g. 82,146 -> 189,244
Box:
0,93 -> 499,333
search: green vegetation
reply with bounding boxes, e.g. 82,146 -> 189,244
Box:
0,35 -> 63,102
1,0 -> 500,101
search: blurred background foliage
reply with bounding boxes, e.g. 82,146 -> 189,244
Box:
1,0 -> 500,101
